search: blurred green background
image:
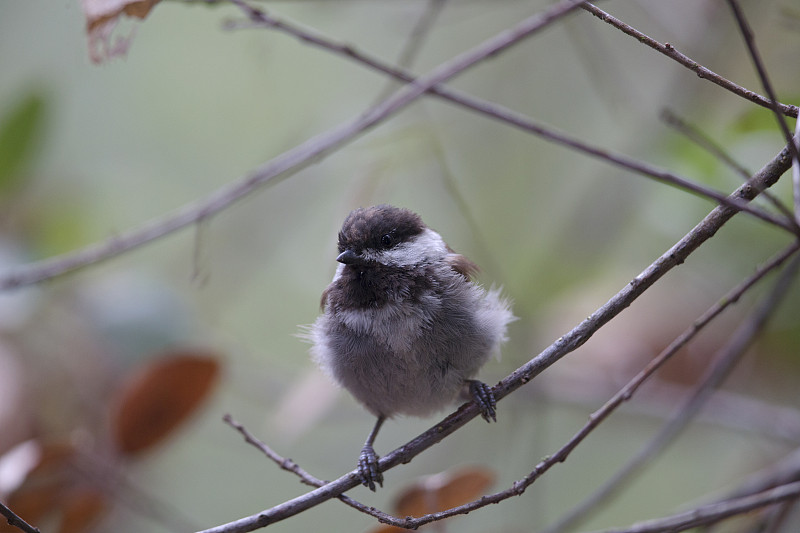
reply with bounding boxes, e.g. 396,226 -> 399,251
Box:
1,0 -> 800,532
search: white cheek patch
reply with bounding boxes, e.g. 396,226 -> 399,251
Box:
381,228 -> 448,267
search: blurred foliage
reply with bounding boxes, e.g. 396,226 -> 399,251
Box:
731,98 -> 800,133
0,90 -> 47,201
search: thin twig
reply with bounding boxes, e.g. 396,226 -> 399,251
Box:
725,0 -> 800,173
222,415 -> 396,523
589,481 -> 800,533
395,0 -> 445,68
660,108 -> 793,220
661,109 -> 754,179
0,0 -> 587,291
580,2 -> 799,119
372,0 -> 446,104
223,414 -> 321,486
0,501 -> 40,533
196,132 -> 797,533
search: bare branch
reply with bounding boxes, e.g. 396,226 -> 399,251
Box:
590,481 -> 800,533
580,2 -> 799,119
394,0 -> 445,70
0,501 -> 40,533
223,414 -> 322,488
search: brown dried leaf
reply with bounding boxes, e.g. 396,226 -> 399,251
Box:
0,441 -> 76,532
1,441 -> 114,532
81,0 -> 162,62
0,484 -> 63,532
365,526 -> 407,533
82,0 -> 161,31
395,466 -> 495,518
58,488 -> 108,533
28,441 -> 77,478
111,350 -> 220,456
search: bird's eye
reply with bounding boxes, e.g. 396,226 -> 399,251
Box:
380,234 -> 393,248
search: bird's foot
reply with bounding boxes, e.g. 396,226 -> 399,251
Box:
358,443 -> 383,491
468,380 -> 497,422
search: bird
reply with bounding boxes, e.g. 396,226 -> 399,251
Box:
307,204 -> 514,490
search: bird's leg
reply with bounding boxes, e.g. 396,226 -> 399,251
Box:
468,380 -> 497,422
358,415 -> 386,491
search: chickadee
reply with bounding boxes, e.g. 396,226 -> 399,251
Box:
309,205 -> 514,491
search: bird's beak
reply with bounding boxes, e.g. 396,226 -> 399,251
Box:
336,249 -> 363,265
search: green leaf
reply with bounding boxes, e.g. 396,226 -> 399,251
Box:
0,90 -> 48,197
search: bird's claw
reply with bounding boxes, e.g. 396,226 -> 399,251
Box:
469,380 -> 497,422
358,444 -> 383,491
